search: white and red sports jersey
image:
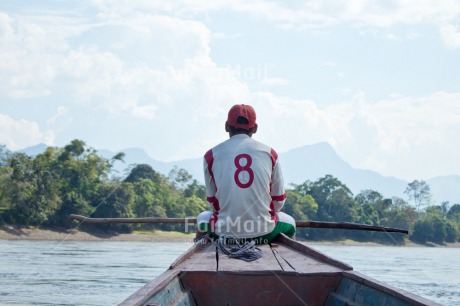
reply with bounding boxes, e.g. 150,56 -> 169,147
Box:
203,134 -> 286,238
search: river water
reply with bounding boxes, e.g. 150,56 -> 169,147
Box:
0,240 -> 458,305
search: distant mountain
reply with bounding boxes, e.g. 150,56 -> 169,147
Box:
97,148 -> 204,180
98,148 -> 172,177
17,143 -> 49,156
13,142 -> 460,204
278,142 -> 408,198
427,176 -> 460,204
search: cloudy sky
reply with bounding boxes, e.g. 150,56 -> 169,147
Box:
1,0 -> 459,181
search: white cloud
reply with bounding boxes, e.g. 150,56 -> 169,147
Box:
328,92 -> 460,179
260,78 -> 289,86
88,0 -> 460,29
250,92 -> 339,149
385,33 -> 402,41
85,0 -> 460,53
238,91 -> 460,180
0,114 -> 54,150
0,5 -> 253,160
0,8 -> 246,120
0,10 -> 90,98
1,1 -> 459,180
46,106 -> 69,125
440,24 -> 460,49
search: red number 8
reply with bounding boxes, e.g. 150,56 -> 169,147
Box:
234,154 -> 254,188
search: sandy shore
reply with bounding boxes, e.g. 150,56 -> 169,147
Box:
0,224 -> 195,243
1,224 -> 459,247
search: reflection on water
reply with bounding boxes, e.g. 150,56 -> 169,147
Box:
0,240 -> 458,305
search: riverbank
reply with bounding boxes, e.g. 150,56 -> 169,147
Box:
1,224 -> 459,247
0,224 -> 195,243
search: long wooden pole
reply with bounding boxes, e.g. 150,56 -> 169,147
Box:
70,214 -> 197,224
295,220 -> 408,234
70,214 -> 408,234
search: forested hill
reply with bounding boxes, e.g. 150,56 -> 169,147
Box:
1,140 -> 459,245
41,142 -> 459,204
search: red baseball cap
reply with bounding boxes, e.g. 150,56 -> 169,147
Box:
227,104 -> 257,130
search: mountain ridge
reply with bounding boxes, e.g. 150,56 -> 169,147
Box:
12,142 -> 460,204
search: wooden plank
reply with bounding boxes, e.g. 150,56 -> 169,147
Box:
271,243 -> 343,274
269,243 -> 296,272
174,243 -> 217,272
119,270 -> 180,306
342,271 -> 443,306
119,236 -> 438,306
173,237 -> 345,274
216,244 -> 283,272
325,292 -> 361,306
275,234 -> 353,270
336,278 -> 413,306
142,276 -> 196,306
180,271 -> 341,306
169,241 -> 211,269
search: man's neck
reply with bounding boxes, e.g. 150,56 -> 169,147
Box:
230,132 -> 251,138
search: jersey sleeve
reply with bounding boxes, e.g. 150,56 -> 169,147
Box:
203,149 -> 218,212
270,150 -> 286,212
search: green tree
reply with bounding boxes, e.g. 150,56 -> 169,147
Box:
169,166 -> 193,188
295,175 -> 357,240
111,152 -> 126,165
48,141 -> 112,226
445,219 -> 459,243
422,205 -> 450,243
387,197 -> 417,226
324,188 -> 357,222
296,175 -> 353,221
52,191 -> 93,227
56,144 -> 110,204
3,152 -> 61,225
92,183 -> 135,231
182,195 -> 208,218
411,218 -> 433,243
183,179 -> 206,199
431,216 -> 447,243
411,213 -> 448,244
404,180 -> 431,213
376,198 -> 416,244
447,204 -> 460,224
0,145 -> 12,213
355,190 -> 388,226
132,179 -> 167,218
355,189 -> 391,220
58,139 -> 86,162
283,190 -> 318,221
0,144 -> 10,167
124,164 -> 162,184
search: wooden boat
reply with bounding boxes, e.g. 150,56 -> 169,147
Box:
119,234 -> 440,306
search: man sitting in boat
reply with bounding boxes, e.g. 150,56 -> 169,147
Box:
196,104 -> 296,244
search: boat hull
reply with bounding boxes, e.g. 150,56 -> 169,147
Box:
120,235 -> 440,306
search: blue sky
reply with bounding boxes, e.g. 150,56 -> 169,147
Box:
1,0 -> 459,180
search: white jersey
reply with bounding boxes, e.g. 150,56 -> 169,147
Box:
203,134 -> 286,238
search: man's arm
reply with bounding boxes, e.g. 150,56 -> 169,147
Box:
270,157 -> 286,212
204,150 -> 218,212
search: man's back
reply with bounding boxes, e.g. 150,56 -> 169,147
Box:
197,104 -> 294,243
204,134 -> 285,238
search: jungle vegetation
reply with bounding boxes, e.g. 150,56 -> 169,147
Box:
1,141 -> 458,244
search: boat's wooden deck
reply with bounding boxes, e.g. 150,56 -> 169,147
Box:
120,235 -> 441,306
174,238 -> 349,274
